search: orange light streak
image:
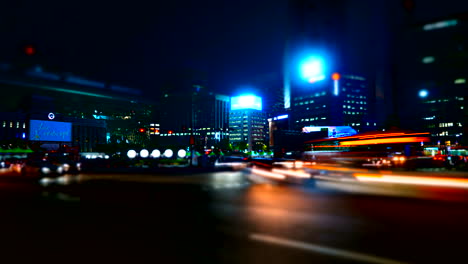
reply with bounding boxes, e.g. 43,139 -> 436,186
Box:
339,137 -> 430,146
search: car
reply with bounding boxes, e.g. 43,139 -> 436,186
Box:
21,160 -> 64,178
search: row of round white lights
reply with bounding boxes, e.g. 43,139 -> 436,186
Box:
127,149 -> 187,159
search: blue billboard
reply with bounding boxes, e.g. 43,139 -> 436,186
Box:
29,120 -> 72,142
231,95 -> 262,111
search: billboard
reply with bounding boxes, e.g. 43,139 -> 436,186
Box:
231,95 -> 262,111
302,126 -> 357,138
29,120 -> 72,142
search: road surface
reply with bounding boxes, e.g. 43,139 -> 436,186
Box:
1,168 -> 467,263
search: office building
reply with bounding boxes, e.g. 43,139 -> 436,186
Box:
396,10 -> 468,145
158,84 -> 230,148
229,95 -> 267,151
0,63 -> 154,151
290,73 -> 375,132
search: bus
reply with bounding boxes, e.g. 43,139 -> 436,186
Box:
302,130 -> 433,169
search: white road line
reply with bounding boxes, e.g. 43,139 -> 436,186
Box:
250,233 -> 408,264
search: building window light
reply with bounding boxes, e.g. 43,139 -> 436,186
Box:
422,56 -> 435,64
454,78 -> 466,84
423,19 -> 458,31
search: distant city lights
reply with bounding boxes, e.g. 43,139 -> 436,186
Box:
422,56 -> 435,64
331,73 -> 341,80
423,19 -> 458,31
177,149 -> 187,158
127,150 -> 137,159
151,149 -> 161,158
163,149 -> 173,158
419,89 -> 429,98
140,149 -> 149,158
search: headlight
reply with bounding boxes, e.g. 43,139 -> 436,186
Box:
62,163 -> 70,171
57,167 -> 63,174
295,161 -> 303,168
41,167 -> 51,174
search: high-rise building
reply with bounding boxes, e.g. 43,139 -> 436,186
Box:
158,84 -> 230,148
229,95 -> 267,151
290,73 -> 374,132
283,0 -> 396,128
396,8 -> 468,145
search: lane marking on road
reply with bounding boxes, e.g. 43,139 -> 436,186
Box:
250,233 -> 408,264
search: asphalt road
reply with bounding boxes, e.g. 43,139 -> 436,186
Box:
1,169 -> 468,264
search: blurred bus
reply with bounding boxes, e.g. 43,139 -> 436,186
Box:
302,131 -> 433,169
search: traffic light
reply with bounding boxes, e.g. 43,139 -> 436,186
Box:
24,45 -> 36,56
139,128 -> 146,133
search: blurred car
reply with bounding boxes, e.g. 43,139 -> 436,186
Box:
21,160 -> 64,178
48,158 -> 81,174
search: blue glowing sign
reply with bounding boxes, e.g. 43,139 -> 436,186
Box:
273,114 -> 288,120
231,95 -> 262,111
302,126 -> 357,138
300,56 -> 326,83
29,120 -> 72,142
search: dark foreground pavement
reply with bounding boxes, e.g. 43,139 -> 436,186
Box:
1,171 -> 468,264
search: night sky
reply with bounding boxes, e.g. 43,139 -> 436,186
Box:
2,0 -> 468,100
0,0 -> 288,97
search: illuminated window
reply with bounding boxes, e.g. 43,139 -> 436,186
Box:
23,122 -> 26,129
16,122 -> 19,128
9,122 -> 12,128
454,78 -> 466,84
2,121 -> 5,128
